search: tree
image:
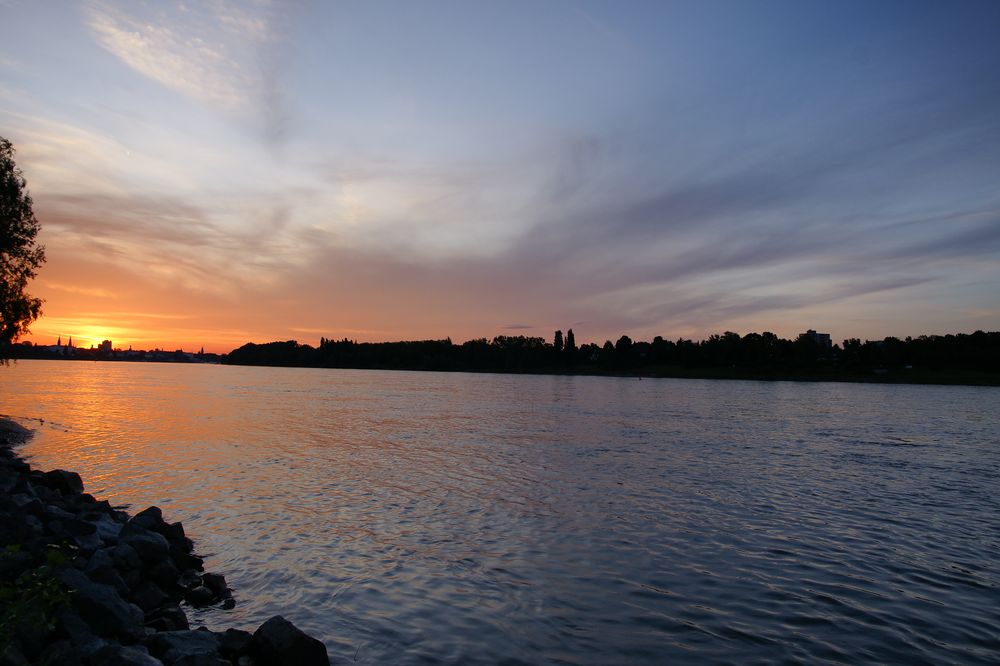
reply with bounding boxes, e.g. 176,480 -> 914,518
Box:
565,328 -> 577,356
553,329 -> 563,353
1,137 -> 45,357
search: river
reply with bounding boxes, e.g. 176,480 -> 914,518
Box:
3,360 -> 999,664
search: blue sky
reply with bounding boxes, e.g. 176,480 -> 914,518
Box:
2,0 -> 999,351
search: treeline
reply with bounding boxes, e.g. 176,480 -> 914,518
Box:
223,329 -> 1000,381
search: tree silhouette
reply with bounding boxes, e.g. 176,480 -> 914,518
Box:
1,137 -> 45,357
553,330 -> 563,353
211,326 -> 1000,383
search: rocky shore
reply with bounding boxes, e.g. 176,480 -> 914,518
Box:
0,419 -> 329,665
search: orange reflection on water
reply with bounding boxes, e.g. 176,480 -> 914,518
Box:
5,360 -> 241,509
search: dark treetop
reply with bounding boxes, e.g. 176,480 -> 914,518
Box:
223,329 -> 1000,386
0,137 -> 45,357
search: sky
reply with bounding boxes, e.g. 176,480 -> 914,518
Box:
2,0 -> 999,353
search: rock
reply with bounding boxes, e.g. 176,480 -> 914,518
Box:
43,504 -> 76,521
160,521 -> 186,542
148,558 -> 181,590
185,585 -> 215,606
0,468 -> 19,493
0,640 -> 30,666
11,494 -> 43,516
221,598 -> 236,610
132,506 -> 166,531
200,573 -> 228,598
0,548 -> 33,579
54,607 -> 108,657
58,517 -> 100,551
177,570 -> 202,591
43,518 -> 68,540
144,630 -> 221,664
87,561 -> 128,595
133,580 -> 169,612
88,645 -> 164,666
58,568 -> 144,640
86,545 -> 115,570
171,656 -> 230,666
10,475 -> 35,496
250,616 -> 329,666
113,542 -> 142,570
37,640 -> 82,666
146,604 -> 190,632
72,492 -> 97,506
42,469 -> 84,495
85,548 -> 129,594
218,628 -> 252,660
0,418 -> 32,444
92,498 -> 116,514
120,523 -> 171,563
23,514 -> 43,535
93,513 -> 124,542
169,544 -> 203,572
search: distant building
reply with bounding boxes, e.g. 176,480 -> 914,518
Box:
47,335 -> 75,356
801,329 -> 832,349
98,340 -> 113,353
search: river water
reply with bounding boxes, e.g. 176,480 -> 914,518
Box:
3,360 -> 999,664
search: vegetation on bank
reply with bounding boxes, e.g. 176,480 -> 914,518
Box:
0,137 -> 45,360
223,329 -> 1000,386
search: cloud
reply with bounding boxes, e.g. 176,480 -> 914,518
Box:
11,1 -> 999,348
36,190 -> 321,295
84,0 -> 294,149
38,282 -> 117,299
86,2 -> 252,109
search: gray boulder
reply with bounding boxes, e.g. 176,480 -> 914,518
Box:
113,542 -> 142,570
88,645 -> 164,666
185,585 -> 215,606
144,630 -> 221,665
58,568 -> 144,640
250,615 -> 329,666
54,607 -> 108,657
37,639 -> 83,666
42,469 -> 84,495
132,580 -> 168,612
200,573 -> 228,598
218,628 -> 253,660
145,604 -> 190,632
94,513 -> 124,543
120,524 -> 170,563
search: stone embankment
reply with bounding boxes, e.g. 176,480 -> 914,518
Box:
0,419 -> 329,665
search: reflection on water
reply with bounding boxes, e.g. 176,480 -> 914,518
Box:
5,360 -> 1000,664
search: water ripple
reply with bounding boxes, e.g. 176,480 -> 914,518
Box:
5,362 -> 1000,664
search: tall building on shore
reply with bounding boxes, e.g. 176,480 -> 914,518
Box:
801,329 -> 832,349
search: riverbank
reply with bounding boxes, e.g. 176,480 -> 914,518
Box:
0,418 -> 329,665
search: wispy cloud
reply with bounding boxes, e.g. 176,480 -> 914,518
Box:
86,2 -> 252,110
84,0 -> 293,149
39,282 -> 118,299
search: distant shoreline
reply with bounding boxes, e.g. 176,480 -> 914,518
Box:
222,362 -> 1000,388
9,355 -> 999,387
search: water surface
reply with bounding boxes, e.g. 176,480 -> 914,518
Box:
4,360 -> 999,663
